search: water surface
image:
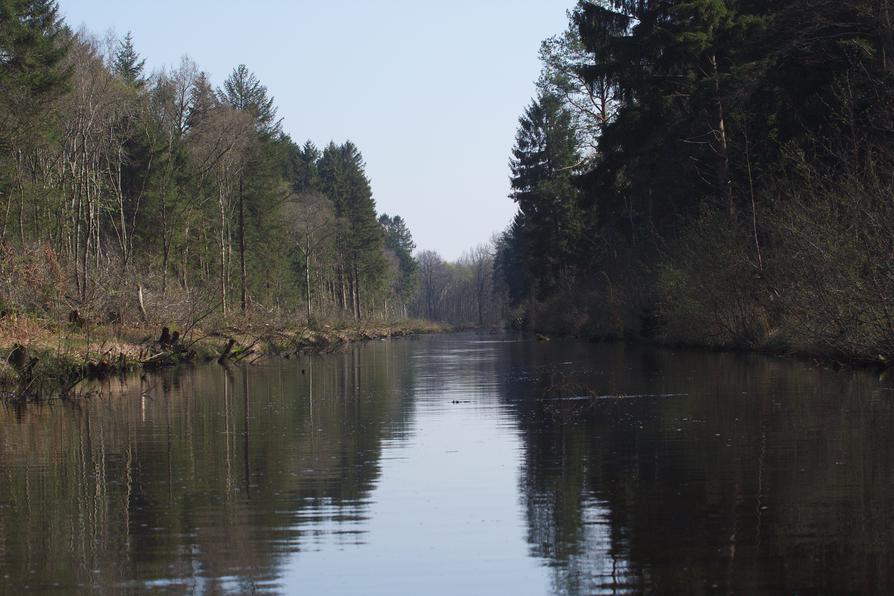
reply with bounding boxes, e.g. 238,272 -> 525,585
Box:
1,333 -> 893,593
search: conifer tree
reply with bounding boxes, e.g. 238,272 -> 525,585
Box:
318,141 -> 386,320
218,64 -> 286,311
186,71 -> 217,129
509,91 -> 581,298
380,213 -> 418,314
0,0 -> 69,150
221,64 -> 281,137
112,31 -> 145,88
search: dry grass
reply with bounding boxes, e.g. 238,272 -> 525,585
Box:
0,313 -> 449,400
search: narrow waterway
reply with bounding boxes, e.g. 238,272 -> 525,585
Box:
1,333 -> 893,593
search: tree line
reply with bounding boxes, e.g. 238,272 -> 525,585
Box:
495,0 -> 894,362
410,244 -> 500,328
0,0 -> 419,327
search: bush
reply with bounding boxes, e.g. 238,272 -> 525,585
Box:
654,208 -> 770,347
0,242 -> 65,316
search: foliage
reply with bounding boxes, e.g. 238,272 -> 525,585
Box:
111,31 -> 144,87
0,11 -> 420,329
507,92 -> 582,301
495,0 -> 894,361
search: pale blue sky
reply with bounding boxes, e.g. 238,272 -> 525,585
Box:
61,0 -> 573,260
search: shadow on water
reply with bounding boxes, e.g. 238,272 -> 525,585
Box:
497,339 -> 894,594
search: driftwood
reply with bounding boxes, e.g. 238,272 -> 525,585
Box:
134,326 -> 195,369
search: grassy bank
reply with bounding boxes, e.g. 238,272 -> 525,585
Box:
0,315 -> 447,401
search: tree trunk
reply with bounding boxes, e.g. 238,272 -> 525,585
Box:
305,245 -> 312,324
138,284 -> 148,323
711,54 -> 735,220
477,291 -> 483,328
116,145 -> 129,278
339,266 -> 347,312
353,263 -> 361,321
238,175 -> 247,313
160,183 -> 169,298
219,187 -> 228,318
17,150 -> 26,245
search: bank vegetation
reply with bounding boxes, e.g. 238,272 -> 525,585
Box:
494,0 -> 894,367
0,1 -> 441,398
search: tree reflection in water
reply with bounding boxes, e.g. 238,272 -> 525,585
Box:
501,339 -> 894,594
0,340 -> 417,592
1,334 -> 893,594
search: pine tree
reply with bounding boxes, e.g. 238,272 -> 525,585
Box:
380,213 -> 419,313
494,212 -> 532,308
220,64 -> 281,137
112,31 -> 145,88
288,140 -> 321,193
186,71 -> 217,129
218,65 -> 288,310
0,0 -> 69,149
509,91 -> 581,298
318,142 -> 386,320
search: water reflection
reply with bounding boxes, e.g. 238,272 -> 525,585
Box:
1,334 -> 892,593
500,340 -> 894,593
0,340 -> 418,592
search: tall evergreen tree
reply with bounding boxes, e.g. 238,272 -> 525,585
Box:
289,140 -> 321,193
112,31 -> 145,88
186,71 -> 216,129
494,212 -> 532,308
509,91 -> 582,298
0,0 -> 68,150
379,213 -> 418,314
220,64 -> 281,137
318,141 -> 386,320
218,64 -> 288,311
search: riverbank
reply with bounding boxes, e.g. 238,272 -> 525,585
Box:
0,315 -> 448,401
531,324 -> 894,377
516,277 -> 893,376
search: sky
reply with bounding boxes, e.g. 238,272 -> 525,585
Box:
60,0 -> 574,260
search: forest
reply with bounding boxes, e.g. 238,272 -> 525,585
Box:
494,0 -> 894,363
0,0 -> 441,330
3,0 -> 894,370
0,0 -> 511,341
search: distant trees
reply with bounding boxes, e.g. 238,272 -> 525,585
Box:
464,244 -> 496,328
379,214 -> 418,318
411,244 -> 499,327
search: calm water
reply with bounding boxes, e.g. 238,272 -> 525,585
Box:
2,332 -> 894,593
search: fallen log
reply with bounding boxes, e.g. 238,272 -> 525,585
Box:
218,339 -> 236,364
